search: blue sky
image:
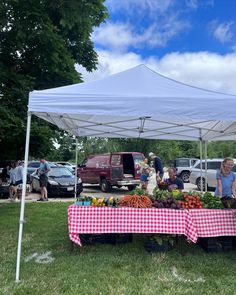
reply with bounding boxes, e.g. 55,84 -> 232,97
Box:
77,0 -> 236,94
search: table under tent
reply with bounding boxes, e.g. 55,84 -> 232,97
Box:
16,64 -> 236,281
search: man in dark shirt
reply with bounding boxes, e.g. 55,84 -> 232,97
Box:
149,152 -> 164,182
167,167 -> 184,191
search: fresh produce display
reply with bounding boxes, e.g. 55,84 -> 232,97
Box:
152,197 -> 181,209
128,187 -> 150,196
119,194 -> 153,208
91,197 -> 118,207
201,192 -> 224,209
177,194 -> 203,209
152,187 -> 170,200
76,189 -> 227,210
220,197 -> 236,209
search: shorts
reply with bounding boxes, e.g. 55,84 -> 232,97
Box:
39,174 -> 48,187
140,174 -> 148,182
15,180 -> 23,186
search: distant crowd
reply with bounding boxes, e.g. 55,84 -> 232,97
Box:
0,160 -> 24,201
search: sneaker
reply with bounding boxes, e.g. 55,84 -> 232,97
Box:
37,198 -> 44,201
43,198 -> 49,201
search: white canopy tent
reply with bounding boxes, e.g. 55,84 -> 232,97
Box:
16,64 -> 236,281
28,64 -> 236,141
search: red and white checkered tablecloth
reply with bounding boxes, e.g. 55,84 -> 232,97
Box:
68,205 -> 198,246
189,209 -> 236,237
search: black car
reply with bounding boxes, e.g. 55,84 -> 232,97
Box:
31,166 -> 83,197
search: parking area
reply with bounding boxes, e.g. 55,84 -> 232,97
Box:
0,173 -> 198,203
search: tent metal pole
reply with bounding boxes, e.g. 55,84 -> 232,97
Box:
199,130 -> 203,193
16,112 -> 32,283
204,141 -> 208,193
74,137 -> 78,202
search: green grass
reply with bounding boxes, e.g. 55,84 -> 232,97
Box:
1,202 -> 236,295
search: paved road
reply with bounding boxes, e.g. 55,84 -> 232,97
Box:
0,173 -> 198,203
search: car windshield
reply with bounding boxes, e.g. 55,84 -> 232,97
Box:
176,159 -> 189,167
49,167 -> 73,178
133,154 -> 143,164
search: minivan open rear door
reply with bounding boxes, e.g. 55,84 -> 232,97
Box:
110,154 -> 123,181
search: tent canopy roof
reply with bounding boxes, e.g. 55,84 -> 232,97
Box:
29,64 -> 236,141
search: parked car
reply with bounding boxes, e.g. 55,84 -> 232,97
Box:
173,157 -> 198,183
0,162 -> 12,197
189,158 -> 236,190
0,180 -> 10,197
77,152 -> 144,192
31,166 -> 83,197
55,161 -> 76,171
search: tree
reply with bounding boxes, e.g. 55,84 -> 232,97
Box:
0,0 -> 108,161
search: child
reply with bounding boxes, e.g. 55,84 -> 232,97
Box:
139,158 -> 151,190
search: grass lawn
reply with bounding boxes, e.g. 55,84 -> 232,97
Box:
1,202 -> 236,295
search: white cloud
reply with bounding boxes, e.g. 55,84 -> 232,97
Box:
185,0 -> 198,9
77,50 -> 236,95
210,21 -> 234,43
76,51 -> 144,81
105,0 -> 174,16
98,0 -> 191,52
92,22 -> 134,52
156,52 -> 236,94
93,18 -> 190,51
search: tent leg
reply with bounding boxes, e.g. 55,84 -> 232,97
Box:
204,141 -> 208,193
74,137 -> 78,203
199,133 -> 203,193
15,112 -> 32,283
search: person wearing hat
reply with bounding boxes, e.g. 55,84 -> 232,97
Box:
149,152 -> 164,183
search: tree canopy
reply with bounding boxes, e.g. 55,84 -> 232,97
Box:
0,0 -> 108,161
1,1 -> 236,164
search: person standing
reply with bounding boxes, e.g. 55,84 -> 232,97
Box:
37,159 -> 50,201
149,152 -> 164,183
9,161 -> 18,201
139,158 -> 151,190
215,157 -> 236,202
15,161 -> 24,199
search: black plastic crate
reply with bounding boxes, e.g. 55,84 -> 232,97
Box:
198,237 -> 222,253
232,236 -> 236,249
79,234 -> 111,245
109,233 -> 133,245
218,237 -> 233,251
144,240 -> 173,253
198,237 -> 234,252
79,233 -> 133,245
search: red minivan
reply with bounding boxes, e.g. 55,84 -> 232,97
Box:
77,152 -> 144,192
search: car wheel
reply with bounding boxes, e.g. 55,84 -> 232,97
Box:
127,185 -> 137,191
180,171 -> 190,183
101,179 -> 111,192
196,177 -> 206,191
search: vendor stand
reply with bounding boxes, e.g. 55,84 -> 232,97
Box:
68,191 -> 236,249
68,205 -> 198,246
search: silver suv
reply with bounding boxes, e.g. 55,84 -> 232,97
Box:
174,158 -> 198,183
189,158 -> 236,190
